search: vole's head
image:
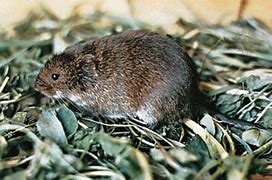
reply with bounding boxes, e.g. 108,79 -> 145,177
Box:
35,53 -> 96,98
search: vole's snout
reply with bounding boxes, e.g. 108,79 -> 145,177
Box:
34,80 -> 39,91
34,77 -> 53,97
34,75 -> 43,91
34,78 -> 39,90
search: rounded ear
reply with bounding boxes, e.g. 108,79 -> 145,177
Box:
82,54 -> 100,72
74,54 -> 98,90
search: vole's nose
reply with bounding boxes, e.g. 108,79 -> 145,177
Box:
34,77 -> 42,91
34,79 -> 39,89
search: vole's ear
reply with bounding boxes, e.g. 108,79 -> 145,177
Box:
79,54 -> 99,73
74,54 -> 98,90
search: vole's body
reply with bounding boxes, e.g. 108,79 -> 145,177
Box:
35,30 -> 206,126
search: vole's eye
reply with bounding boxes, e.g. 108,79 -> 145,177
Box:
51,73 -> 60,80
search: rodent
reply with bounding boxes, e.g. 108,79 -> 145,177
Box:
34,30 -> 218,127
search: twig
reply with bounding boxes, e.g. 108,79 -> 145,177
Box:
252,140 -> 272,157
0,77 -> 9,93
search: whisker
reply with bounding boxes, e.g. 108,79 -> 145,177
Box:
53,92 -> 69,108
55,97 -> 63,106
59,97 -> 69,108
66,97 -> 84,113
51,88 -> 86,114
54,90 -> 83,113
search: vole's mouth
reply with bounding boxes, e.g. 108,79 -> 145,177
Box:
34,82 -> 56,98
37,89 -> 55,98
52,94 -> 60,99
52,91 -> 64,99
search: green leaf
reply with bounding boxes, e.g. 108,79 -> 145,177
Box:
150,148 -> 164,161
200,114 -> 216,135
3,170 -> 27,180
227,168 -> 243,180
242,75 -> 272,91
242,129 -> 272,147
11,112 -> 27,124
216,94 -> 243,116
56,106 -> 78,139
185,136 -> 211,169
95,132 -> 153,180
170,148 -> 198,164
37,110 -> 67,145
260,109 -> 272,129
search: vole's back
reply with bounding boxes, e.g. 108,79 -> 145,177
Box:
63,31 -> 204,126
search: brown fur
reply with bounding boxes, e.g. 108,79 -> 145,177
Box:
35,30 -> 205,126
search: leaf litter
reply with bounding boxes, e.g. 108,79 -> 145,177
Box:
0,8 -> 272,179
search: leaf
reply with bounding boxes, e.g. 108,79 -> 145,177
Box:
208,85 -> 236,96
184,120 -> 228,160
221,49 -> 272,62
73,129 -> 97,151
169,148 -> 198,164
0,135 -> 7,158
0,48 -> 28,68
27,141 -> 81,178
37,110 -> 67,145
3,170 -> 27,180
227,168 -> 243,180
242,75 -> 272,91
242,129 -> 272,147
185,135 -> 211,169
53,33 -> 69,53
150,148 -> 164,161
232,133 -> 253,154
223,156 -> 248,180
11,112 -> 27,124
200,114 -> 216,135
56,106 -> 78,139
216,94 -> 243,116
95,132 -> 153,180
260,109 -> 272,129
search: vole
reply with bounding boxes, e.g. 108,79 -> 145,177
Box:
35,30 -> 257,129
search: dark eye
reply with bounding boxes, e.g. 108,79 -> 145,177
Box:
51,73 -> 60,80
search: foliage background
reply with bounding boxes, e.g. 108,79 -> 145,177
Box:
0,2 -> 272,180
